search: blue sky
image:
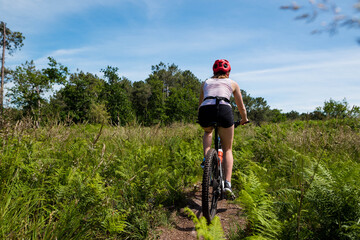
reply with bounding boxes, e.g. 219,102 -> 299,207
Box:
1,0 -> 360,113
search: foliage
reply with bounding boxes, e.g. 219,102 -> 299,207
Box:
1,117 -> 360,239
0,122 -> 203,239
285,98 -> 360,121
6,58 -> 68,118
145,62 -> 201,125
285,110 -> 300,120
146,75 -> 167,125
132,80 -> 152,123
51,71 -> 105,122
240,90 -> 271,126
7,60 -> 44,110
0,21 -> 25,55
281,0 -> 360,42
5,57 -> 358,127
185,207 -> 225,240
236,171 -> 281,239
6,61 -> 202,126
1,21 -> 25,117
101,66 -> 135,124
322,98 -> 349,118
269,109 -> 287,123
232,119 -> 360,239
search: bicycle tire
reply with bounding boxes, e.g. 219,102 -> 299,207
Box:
202,148 -> 221,224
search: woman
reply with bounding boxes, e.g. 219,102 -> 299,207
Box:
198,59 -> 248,199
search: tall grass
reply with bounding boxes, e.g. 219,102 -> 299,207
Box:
2,118 -> 360,239
0,121 -> 203,239
232,119 -> 360,239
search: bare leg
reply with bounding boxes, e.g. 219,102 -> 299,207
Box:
218,125 -> 234,183
202,127 -> 213,157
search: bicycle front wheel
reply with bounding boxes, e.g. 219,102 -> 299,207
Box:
202,148 -> 221,224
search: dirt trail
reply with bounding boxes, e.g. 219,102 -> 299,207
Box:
157,183 -> 246,240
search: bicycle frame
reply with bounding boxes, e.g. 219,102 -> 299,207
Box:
210,120 -> 243,201
213,125 -> 225,199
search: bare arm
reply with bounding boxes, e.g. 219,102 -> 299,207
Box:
232,80 -> 249,124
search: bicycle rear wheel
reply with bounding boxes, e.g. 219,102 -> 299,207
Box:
202,148 -> 221,224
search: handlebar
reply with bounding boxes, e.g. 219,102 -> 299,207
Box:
234,120 -> 250,128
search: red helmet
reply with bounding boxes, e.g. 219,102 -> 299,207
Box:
213,59 -> 231,74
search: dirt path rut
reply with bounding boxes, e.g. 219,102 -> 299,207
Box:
157,183 -> 246,239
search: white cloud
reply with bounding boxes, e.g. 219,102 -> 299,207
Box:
11,25 -> 259,80
231,48 -> 360,112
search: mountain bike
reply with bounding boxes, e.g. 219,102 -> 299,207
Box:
202,119 -> 249,224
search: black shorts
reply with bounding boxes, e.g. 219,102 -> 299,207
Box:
198,104 -> 234,128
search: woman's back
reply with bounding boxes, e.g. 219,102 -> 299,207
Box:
201,78 -> 233,106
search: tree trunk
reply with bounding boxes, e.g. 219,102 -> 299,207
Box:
36,85 -> 41,127
1,22 -> 6,117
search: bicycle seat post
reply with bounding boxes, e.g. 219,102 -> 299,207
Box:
209,121 -> 219,152
215,126 -> 219,151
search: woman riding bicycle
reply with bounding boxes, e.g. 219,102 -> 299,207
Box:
198,59 -> 248,198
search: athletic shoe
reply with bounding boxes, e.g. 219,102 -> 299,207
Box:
200,157 -> 205,169
224,181 -> 235,200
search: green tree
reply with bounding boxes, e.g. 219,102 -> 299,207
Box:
269,109 -> 287,123
6,58 -> 68,120
241,90 -> 272,126
181,70 -> 202,93
165,69 -> 200,124
166,87 -> 198,123
146,62 -> 201,125
145,62 -> 179,125
348,105 -> 360,118
302,98 -> 360,120
150,62 -> 181,95
146,75 -> 167,125
285,110 -> 300,120
322,98 -> 349,119
132,80 -> 151,123
101,66 -> 135,125
0,21 -> 25,116
52,71 -> 105,122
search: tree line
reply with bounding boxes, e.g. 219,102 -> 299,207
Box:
2,57 -> 360,126
3,59 -> 203,125
1,21 -> 359,127
0,57 -> 279,126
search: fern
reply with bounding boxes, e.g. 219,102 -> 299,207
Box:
101,209 -> 128,235
184,207 -> 225,240
237,171 -> 281,240
2,120 -> 360,239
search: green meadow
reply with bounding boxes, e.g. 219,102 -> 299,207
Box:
1,119 -> 359,239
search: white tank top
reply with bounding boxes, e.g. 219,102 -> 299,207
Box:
200,78 -> 233,107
